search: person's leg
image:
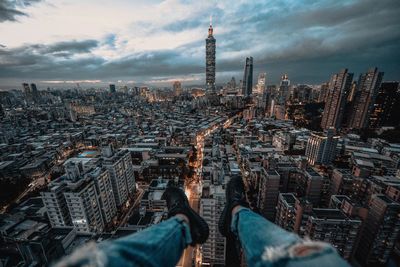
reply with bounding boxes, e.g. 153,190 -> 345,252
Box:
55,215 -> 191,267
231,207 -> 350,267
55,187 -> 209,267
219,176 -> 351,267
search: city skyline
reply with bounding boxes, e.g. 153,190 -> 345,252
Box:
1,0 -> 400,89
2,1 -> 400,266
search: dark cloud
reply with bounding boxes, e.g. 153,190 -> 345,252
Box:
0,0 -> 399,87
0,0 -> 42,22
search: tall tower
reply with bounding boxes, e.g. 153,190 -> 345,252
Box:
241,57 -> 253,97
255,72 -> 266,95
206,17 -> 216,92
349,67 -> 384,129
278,74 -> 290,104
321,69 -> 353,130
173,80 -> 182,96
369,82 -> 400,128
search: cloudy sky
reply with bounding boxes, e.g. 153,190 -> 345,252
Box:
0,0 -> 399,89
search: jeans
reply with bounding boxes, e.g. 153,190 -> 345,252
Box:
231,207 -> 351,267
56,209 -> 351,267
55,217 -> 192,267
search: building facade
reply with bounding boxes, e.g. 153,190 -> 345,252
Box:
305,128 -> 339,166
241,57 -> 253,97
305,208 -> 361,260
369,81 -> 400,128
321,69 -> 353,130
103,149 -> 136,207
356,194 -> 400,266
205,21 -> 216,92
199,185 -> 226,266
349,67 -> 384,129
257,169 -> 280,220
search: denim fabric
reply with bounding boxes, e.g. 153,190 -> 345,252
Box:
54,217 -> 191,267
231,207 -> 351,267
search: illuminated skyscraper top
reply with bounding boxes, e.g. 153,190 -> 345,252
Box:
206,17 -> 216,92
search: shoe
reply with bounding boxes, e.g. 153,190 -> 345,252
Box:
162,186 -> 209,245
218,176 -> 249,237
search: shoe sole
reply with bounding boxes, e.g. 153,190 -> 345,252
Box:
186,205 -> 209,245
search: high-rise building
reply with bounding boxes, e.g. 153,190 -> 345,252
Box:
294,198 -> 313,237
321,69 -> 353,130
356,194 -> 400,266
278,74 -> 290,104
228,77 -> 236,91
318,82 -> 329,102
275,193 -> 297,232
64,176 -> 105,233
349,67 -> 384,129
205,19 -> 216,92
87,167 -> 117,224
305,128 -> 339,166
305,208 -> 362,260
330,168 -> 355,198
257,168 -> 280,220
30,83 -> 38,99
41,183 -> 72,228
173,81 -> 182,96
42,162 -> 117,233
103,149 -> 136,207
22,83 -> 31,95
369,81 -> 400,128
300,168 -> 324,206
109,84 -> 116,93
0,104 -> 4,117
347,81 -> 358,102
199,185 -> 226,266
255,72 -> 266,95
241,57 -> 253,97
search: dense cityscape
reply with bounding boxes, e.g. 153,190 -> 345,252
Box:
1,1 -> 400,267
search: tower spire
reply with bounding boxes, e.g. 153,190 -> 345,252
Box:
208,15 -> 213,37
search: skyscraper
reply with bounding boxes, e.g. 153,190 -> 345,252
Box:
278,74 -> 290,104
30,83 -> 38,96
321,69 -> 353,130
109,84 -> 116,93
103,149 -> 136,207
349,67 -> 384,129
64,176 -> 105,233
356,194 -> 400,265
205,19 -> 216,92
241,57 -> 253,97
22,83 -> 31,95
255,72 -> 266,95
199,185 -> 226,265
369,81 -> 400,128
0,104 -> 4,118
173,81 -> 182,96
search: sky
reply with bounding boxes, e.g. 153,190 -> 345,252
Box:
0,0 -> 399,89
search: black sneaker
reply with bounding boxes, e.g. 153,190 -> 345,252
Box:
162,186 -> 209,245
218,176 -> 249,237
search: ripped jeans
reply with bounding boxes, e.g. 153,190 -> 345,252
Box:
55,209 -> 350,267
232,207 -> 351,267
54,217 -> 192,267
